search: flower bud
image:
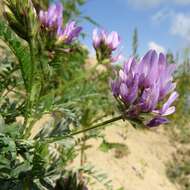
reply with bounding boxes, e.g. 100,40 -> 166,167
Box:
31,0 -> 49,13
3,0 -> 38,40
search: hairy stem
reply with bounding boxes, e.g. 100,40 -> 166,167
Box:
79,132 -> 87,182
37,42 -> 46,97
46,115 -> 123,143
23,38 -> 35,136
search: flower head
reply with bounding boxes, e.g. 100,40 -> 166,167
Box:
92,28 -> 121,63
39,1 -> 63,30
57,21 -> 82,44
39,1 -> 81,45
111,50 -> 178,127
93,29 -> 120,51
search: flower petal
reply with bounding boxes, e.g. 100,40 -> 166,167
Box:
161,91 -> 179,114
110,79 -> 121,96
162,106 -> 176,116
120,83 -> 129,101
147,117 -> 169,127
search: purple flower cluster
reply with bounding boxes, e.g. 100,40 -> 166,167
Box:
111,50 -> 178,127
92,28 -> 121,62
39,1 -> 63,31
39,1 -> 81,44
57,21 -> 82,44
93,29 -> 120,51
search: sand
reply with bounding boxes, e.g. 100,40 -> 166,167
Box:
73,121 -> 178,190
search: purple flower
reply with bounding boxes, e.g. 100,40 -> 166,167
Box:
92,28 -> 121,63
93,29 -> 120,51
39,1 -> 81,45
57,21 -> 82,44
111,50 -> 178,127
39,1 -> 63,30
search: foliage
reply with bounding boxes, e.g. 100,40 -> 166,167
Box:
0,114 -> 78,189
132,27 -> 138,58
99,139 -> 129,159
166,48 -> 190,190
80,164 -> 113,190
0,20 -> 31,91
169,48 -> 190,144
167,147 -> 190,190
55,172 -> 88,190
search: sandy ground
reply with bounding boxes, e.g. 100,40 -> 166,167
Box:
27,115 -> 178,190
73,121 -> 178,190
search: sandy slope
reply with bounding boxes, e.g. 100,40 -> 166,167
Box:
27,115 -> 178,190
73,121 -> 178,190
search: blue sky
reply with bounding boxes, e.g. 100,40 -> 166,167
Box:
79,0 -> 190,57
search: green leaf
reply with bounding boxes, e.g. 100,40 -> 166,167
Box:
0,115 -> 5,133
0,20 -> 31,91
83,16 -> 100,26
77,0 -> 86,5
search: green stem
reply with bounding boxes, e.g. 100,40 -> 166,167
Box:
37,43 -> 46,96
45,115 -> 123,143
79,132 -> 86,183
23,177 -> 30,190
28,38 -> 35,103
39,59 -> 46,95
23,38 -> 35,135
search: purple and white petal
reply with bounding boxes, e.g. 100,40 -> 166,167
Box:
160,91 -> 179,115
147,117 -> 169,127
120,83 -> 129,101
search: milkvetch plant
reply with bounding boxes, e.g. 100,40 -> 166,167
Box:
0,0 -> 178,189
